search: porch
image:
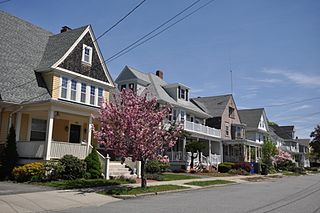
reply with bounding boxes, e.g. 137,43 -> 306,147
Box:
223,140 -> 262,163
14,103 -> 96,161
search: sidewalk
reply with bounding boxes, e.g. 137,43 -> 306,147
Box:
0,189 -> 119,213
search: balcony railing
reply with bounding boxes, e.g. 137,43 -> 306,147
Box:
184,121 -> 221,138
50,141 -> 88,159
17,141 -> 45,158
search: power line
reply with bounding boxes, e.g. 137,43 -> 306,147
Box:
0,0 -> 11,4
94,0 -> 147,42
105,0 -> 202,62
261,96 -> 320,108
107,0 -> 216,63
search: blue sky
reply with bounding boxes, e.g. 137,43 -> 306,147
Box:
2,0 -> 320,138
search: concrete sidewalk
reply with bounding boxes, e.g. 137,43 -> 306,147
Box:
0,189 -> 119,213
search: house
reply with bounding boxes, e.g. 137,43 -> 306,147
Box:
269,124 -> 310,167
192,95 -> 262,163
0,11 -> 115,165
115,66 -> 222,170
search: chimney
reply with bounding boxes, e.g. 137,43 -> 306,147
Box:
61,26 -> 72,33
296,136 -> 298,139
156,70 -> 163,79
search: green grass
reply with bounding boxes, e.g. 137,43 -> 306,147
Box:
158,173 -> 200,181
282,172 -> 303,176
197,172 -> 235,177
99,184 -> 189,195
185,180 -> 235,187
37,178 -> 135,189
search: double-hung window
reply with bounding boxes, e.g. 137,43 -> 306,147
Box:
30,119 -> 47,141
71,80 -> 77,101
98,88 -> 103,106
61,77 -> 68,98
90,86 -> 95,105
82,44 -> 93,64
81,83 -> 86,103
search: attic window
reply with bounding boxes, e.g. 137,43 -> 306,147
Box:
82,44 -> 92,65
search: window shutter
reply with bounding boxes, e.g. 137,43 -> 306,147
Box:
178,86 -> 181,98
186,89 -> 189,100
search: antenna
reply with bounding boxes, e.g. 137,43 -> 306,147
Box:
230,70 -> 233,95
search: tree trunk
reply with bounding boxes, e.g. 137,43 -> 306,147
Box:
140,159 -> 147,188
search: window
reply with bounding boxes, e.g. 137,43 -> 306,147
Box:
129,83 -> 134,91
90,86 -> 95,105
180,89 -> 185,99
81,83 -> 86,103
30,119 -> 47,141
98,88 -> 103,106
82,44 -> 92,64
180,110 -> 185,122
226,125 -> 229,136
71,80 -> 77,101
61,77 -> 68,98
173,109 -> 177,121
236,126 -> 241,138
229,107 -> 235,118
120,84 -> 126,91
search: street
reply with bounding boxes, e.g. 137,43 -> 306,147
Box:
59,174 -> 320,213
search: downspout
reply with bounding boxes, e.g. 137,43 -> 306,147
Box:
8,106 -> 23,131
0,107 -> 4,137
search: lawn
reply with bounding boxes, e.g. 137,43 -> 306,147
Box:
185,180 -> 235,187
37,178 -> 135,189
100,184 -> 189,195
282,172 -> 304,176
196,172 -> 235,177
158,173 -> 200,181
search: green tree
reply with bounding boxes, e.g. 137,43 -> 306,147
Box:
261,138 -> 277,168
310,125 -> 320,160
85,147 -> 102,179
0,126 -> 18,179
185,140 -> 205,169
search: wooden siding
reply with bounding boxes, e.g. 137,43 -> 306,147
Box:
19,113 -> 29,141
52,119 -> 69,142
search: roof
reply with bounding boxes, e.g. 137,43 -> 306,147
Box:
296,139 -> 310,146
0,10 -> 53,103
269,124 -> 294,139
37,26 -> 88,71
120,66 -> 209,117
191,95 -> 232,117
238,108 -> 265,129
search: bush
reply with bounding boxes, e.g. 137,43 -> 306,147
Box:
145,173 -> 163,181
85,147 -> 102,179
59,155 -> 86,180
218,162 -> 235,173
12,162 -> 45,182
275,159 -> 296,172
232,162 -> 253,173
228,168 -> 249,176
44,160 -> 64,181
145,160 -> 169,174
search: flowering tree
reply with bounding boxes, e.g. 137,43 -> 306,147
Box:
273,149 -> 295,171
94,89 -> 182,187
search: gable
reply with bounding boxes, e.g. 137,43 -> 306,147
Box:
58,32 -> 109,83
115,67 -> 139,83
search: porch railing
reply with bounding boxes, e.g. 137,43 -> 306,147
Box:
16,141 -> 45,158
167,151 -> 184,161
280,145 -> 299,153
50,141 -> 87,159
184,121 -> 221,138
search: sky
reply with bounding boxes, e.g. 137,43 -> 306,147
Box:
1,0 -> 320,138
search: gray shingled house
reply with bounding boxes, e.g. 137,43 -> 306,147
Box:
115,66 -> 223,170
0,11 -> 116,166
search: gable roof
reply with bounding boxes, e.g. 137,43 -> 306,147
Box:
36,26 -> 88,71
296,139 -> 310,147
0,10 -> 53,103
238,108 -> 265,129
269,124 -> 295,139
191,94 -> 232,117
118,66 -> 209,117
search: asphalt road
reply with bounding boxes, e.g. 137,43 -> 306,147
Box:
0,181 -> 54,195
58,174 -> 320,213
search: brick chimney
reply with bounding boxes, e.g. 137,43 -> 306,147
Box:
61,26 -> 72,33
156,70 -> 163,79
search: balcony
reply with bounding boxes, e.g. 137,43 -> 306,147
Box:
184,120 -> 221,138
280,145 -> 299,153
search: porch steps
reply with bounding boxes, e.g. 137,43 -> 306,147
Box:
109,162 -> 134,178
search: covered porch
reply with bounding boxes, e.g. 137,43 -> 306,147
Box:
15,102 -> 97,161
223,140 -> 262,163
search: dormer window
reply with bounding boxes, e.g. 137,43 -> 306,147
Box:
82,44 -> 92,65
180,89 -> 185,99
178,86 -> 188,101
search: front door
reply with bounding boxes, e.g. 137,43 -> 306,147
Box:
69,124 -> 81,143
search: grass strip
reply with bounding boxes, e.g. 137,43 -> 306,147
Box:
185,179 -> 235,187
100,184 -> 189,195
37,178 -> 135,189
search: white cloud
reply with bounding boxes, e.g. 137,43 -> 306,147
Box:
289,104 -> 311,112
243,76 -> 283,83
240,93 -> 257,100
263,69 -> 320,87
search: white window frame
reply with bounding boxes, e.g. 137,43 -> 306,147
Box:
61,77 -> 68,99
98,88 -> 104,106
70,79 -> 77,101
90,85 -> 96,105
82,44 -> 93,65
29,118 -> 47,141
81,83 -> 87,103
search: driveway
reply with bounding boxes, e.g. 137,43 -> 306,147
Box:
0,181 -> 54,195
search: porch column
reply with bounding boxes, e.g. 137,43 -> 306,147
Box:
182,137 -> 186,161
15,112 -> 22,141
248,146 -> 251,162
255,147 -> 258,162
45,109 -> 54,160
86,115 -> 93,154
208,140 -> 212,163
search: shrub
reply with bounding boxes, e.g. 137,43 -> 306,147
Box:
275,159 -> 296,171
44,160 -> 65,181
145,160 -> 169,174
59,155 -> 86,180
228,168 -> 249,176
12,162 -> 45,182
232,162 -> 253,173
85,147 -> 102,179
218,162 -> 235,173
